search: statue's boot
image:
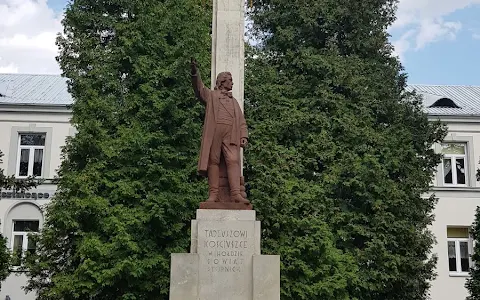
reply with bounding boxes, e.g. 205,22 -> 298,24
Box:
231,193 -> 249,204
207,165 -> 219,202
227,163 -> 249,204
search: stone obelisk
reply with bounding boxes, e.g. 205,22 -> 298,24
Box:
210,0 -> 245,111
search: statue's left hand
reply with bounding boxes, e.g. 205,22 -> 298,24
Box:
240,138 -> 248,148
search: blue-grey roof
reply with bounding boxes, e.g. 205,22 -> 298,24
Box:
0,74 -> 479,117
406,84 -> 480,116
0,73 -> 72,106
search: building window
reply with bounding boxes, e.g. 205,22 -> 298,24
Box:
441,143 -> 467,186
11,220 -> 39,266
447,227 -> 471,275
16,133 -> 46,178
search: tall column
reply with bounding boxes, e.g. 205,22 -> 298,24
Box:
211,0 -> 246,177
210,0 -> 245,111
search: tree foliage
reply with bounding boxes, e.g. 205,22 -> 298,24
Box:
467,207 -> 480,300
244,0 -> 446,299
0,150 -> 10,289
466,168 -> 480,300
0,235 -> 10,289
24,0 -> 211,298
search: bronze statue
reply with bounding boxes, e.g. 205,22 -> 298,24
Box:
190,58 -> 252,209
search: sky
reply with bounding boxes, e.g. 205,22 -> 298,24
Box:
1,0 -> 480,85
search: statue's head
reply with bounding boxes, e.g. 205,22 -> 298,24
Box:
214,72 -> 233,91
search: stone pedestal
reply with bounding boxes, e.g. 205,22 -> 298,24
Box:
169,210 -> 280,300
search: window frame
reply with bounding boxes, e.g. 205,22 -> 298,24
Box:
10,219 -> 40,267
441,143 -> 468,187
8,126 -> 53,180
447,237 -> 472,276
15,133 -> 46,178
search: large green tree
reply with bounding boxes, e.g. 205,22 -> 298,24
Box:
244,0 -> 446,299
24,0 -> 211,298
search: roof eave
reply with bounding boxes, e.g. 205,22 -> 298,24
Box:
0,102 -> 70,108
0,102 -> 71,113
427,114 -> 480,121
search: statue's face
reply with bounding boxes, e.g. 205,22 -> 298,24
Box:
223,75 -> 233,91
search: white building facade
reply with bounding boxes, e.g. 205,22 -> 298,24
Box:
0,76 -> 479,299
410,85 -> 480,300
0,74 -> 73,299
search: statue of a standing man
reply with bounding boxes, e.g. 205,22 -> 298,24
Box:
190,58 -> 250,206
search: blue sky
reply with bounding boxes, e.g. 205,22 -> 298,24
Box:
47,0 -> 68,12
1,0 -> 480,86
389,2 -> 480,85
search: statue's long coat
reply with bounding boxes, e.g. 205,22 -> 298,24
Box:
192,73 -> 248,176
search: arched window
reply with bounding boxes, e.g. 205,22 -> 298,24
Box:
4,202 -> 43,266
429,98 -> 461,108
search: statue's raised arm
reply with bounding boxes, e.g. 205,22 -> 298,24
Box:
190,58 -> 210,104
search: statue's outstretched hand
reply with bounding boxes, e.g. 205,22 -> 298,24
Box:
191,57 -> 198,75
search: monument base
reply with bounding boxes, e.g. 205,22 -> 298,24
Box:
169,209 -> 280,300
199,201 -> 252,210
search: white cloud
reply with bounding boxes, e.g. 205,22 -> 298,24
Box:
415,19 -> 462,49
393,0 -> 480,29
0,62 -> 18,73
0,0 -> 62,74
391,29 -> 415,60
391,0 -> 480,61
473,33 -> 480,39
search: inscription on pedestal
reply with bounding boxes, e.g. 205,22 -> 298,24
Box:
198,222 -> 255,300
204,229 -> 247,273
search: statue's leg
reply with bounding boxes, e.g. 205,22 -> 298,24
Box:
218,154 -> 230,202
222,142 -> 248,203
207,130 -> 223,202
207,164 -> 219,202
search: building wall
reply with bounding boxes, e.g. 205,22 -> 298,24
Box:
0,108 -> 72,299
429,118 -> 480,300
430,191 -> 480,299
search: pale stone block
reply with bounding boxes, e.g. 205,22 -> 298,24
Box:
196,209 -> 255,221
216,0 -> 243,11
171,211 -> 280,300
197,220 -> 256,300
169,253 -> 199,300
214,14 -> 243,59
191,220 -> 198,253
211,0 -> 245,111
254,221 -> 261,255
253,255 -> 281,300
